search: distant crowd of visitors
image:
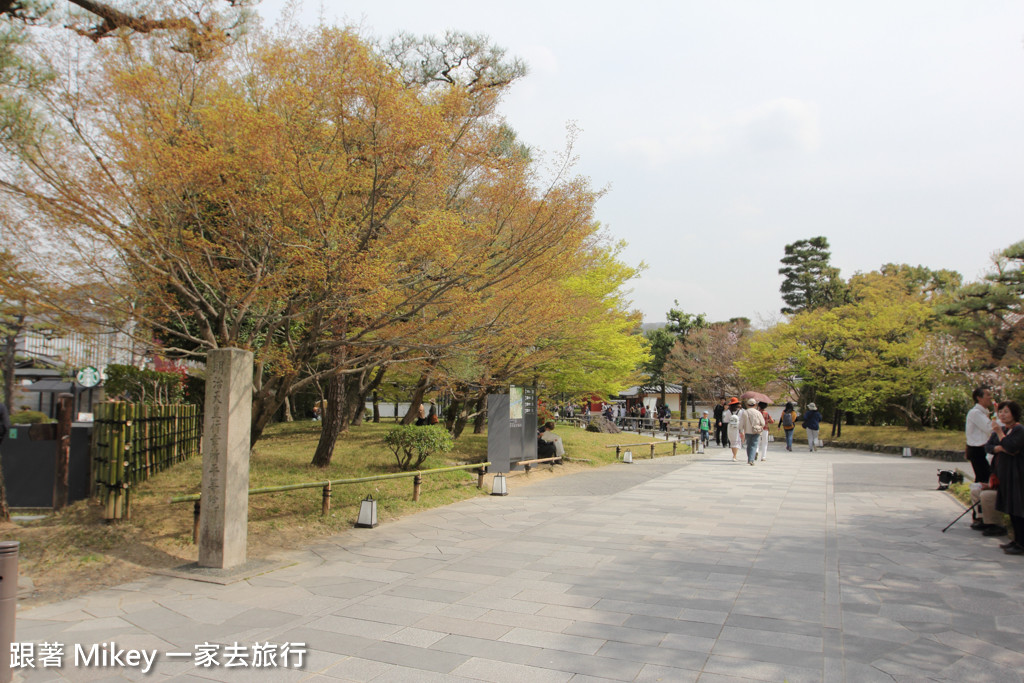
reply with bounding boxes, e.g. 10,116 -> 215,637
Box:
710,397 -> 822,465
557,402 -> 674,432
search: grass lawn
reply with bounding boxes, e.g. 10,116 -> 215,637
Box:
4,420 -> 643,606
793,423 -> 963,452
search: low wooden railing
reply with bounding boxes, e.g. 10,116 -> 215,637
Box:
170,461 -> 490,543
604,440 -> 683,460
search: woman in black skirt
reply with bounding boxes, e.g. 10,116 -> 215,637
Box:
993,400 -> 1024,555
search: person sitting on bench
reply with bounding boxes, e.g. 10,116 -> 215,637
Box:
970,477 -> 1004,536
538,422 -> 563,458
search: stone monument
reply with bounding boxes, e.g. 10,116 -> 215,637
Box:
198,348 -> 253,569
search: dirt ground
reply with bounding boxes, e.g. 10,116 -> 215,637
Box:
8,459 -> 592,609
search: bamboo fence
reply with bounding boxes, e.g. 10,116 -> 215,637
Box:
91,402 -> 201,521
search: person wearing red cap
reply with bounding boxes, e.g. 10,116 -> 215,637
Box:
725,397 -> 741,461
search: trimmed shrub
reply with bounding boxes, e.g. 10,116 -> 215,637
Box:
11,410 -> 52,424
383,424 -> 454,471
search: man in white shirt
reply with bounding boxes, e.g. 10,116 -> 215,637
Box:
965,386 -> 993,484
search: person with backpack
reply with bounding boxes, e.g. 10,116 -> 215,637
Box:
779,401 -> 798,452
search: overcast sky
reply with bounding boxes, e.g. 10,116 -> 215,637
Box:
258,1 -> 1022,324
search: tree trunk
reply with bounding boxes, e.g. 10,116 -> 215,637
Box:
473,393 -> 487,434
3,333 -> 17,410
831,409 -> 842,438
0,334 -> 13,520
311,373 -> 345,467
445,399 -> 462,431
372,390 -> 380,423
251,373 -> 297,447
0,462 -> 9,521
889,400 -> 924,432
283,396 -> 294,422
452,401 -> 470,439
401,372 -> 431,425
352,367 -> 386,427
346,374 -> 366,427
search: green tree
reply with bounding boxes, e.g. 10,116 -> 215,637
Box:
643,302 -> 706,413
667,318 -> 750,403
741,272 -> 934,428
778,236 -> 846,315
938,240 -> 1024,367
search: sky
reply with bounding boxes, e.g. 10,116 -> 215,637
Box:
258,1 -> 1023,324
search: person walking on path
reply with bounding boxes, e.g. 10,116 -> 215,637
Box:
756,401 -> 774,462
713,397 -> 726,446
726,397 -> 741,461
803,402 -> 822,452
698,411 -> 711,448
779,401 -> 798,452
739,398 -> 766,465
965,386 -> 994,484
992,401 -> 1024,555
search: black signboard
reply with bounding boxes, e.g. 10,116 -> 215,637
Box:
487,385 -> 537,473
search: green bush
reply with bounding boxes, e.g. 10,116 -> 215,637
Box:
11,410 -> 53,424
383,425 -> 454,470
105,364 -> 185,404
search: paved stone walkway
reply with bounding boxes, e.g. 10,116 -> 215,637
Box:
12,443 -> 1024,682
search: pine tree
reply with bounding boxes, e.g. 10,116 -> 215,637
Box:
939,240 -> 1024,367
778,236 -> 847,315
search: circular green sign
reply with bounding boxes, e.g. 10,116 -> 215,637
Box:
77,366 -> 101,388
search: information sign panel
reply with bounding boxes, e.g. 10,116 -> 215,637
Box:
487,386 -> 538,473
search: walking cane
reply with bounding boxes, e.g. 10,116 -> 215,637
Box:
942,501 -> 979,533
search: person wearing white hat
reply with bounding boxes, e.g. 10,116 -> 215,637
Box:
738,398 -> 766,465
802,402 -> 823,452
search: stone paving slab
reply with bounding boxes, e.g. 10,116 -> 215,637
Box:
11,444 -> 1024,681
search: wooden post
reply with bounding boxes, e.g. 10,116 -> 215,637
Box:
413,475 -> 422,502
477,468 -> 485,489
672,441 -> 677,456
524,463 -> 532,474
192,500 -> 201,544
322,483 -> 331,516
649,443 -> 655,459
615,445 -> 621,459
53,393 -> 74,511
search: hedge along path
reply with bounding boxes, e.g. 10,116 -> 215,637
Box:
91,402 -> 201,522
